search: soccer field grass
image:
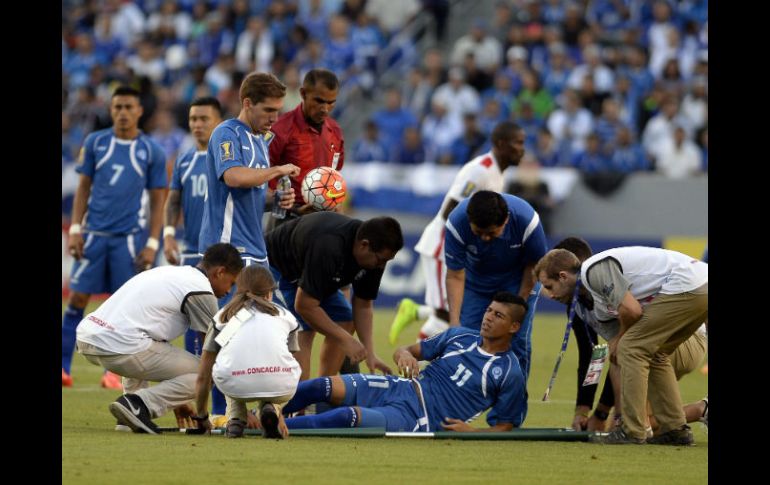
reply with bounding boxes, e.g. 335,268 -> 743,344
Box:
62,305 -> 707,485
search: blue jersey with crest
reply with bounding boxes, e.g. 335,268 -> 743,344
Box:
170,148 -> 207,252
418,327 -> 526,428
444,193 -> 547,295
76,128 -> 167,234
199,119 -> 272,260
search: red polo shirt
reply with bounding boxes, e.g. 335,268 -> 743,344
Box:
269,103 -> 345,204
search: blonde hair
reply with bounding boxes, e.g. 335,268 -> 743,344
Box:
533,249 -> 581,280
220,265 -> 279,322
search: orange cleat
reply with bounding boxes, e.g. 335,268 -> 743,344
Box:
100,371 -> 123,390
62,368 -> 73,387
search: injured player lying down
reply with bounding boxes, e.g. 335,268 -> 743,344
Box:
283,292 -> 528,432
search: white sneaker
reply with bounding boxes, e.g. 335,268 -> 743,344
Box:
114,424 -> 132,432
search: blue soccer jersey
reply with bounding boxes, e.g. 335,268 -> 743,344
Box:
199,119 -> 272,260
76,128 -> 167,234
444,193 -> 548,296
170,148 -> 207,254
418,327 -> 527,428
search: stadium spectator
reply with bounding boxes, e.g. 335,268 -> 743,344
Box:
395,126 -> 426,164
192,265 -> 301,439
513,69 -> 555,120
76,243 -> 243,434
440,112 -> 488,166
420,95 -> 463,164
641,95 -> 690,161
432,67 -> 481,122
534,246 -> 707,445
265,213 -> 404,381
450,18 -> 503,74
283,292 -> 528,432
163,97 -> 223,357
567,44 -> 615,95
547,89 -> 594,155
371,88 -> 418,151
365,0 -> 420,39
607,126 -> 650,173
572,133 -> 610,173
234,16 -> 274,73
506,154 -> 554,235
62,86 -> 167,390
353,119 -> 388,163
655,125 -> 703,179
150,108 -> 187,163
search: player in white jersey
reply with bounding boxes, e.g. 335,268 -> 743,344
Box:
389,122 -> 527,344
191,265 -> 301,439
534,247 -> 707,445
75,243 -> 244,435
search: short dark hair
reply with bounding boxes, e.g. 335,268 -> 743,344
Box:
491,121 -> 522,145
466,191 -> 508,228
112,86 -> 140,99
492,291 -> 528,320
191,96 -> 223,117
356,216 -> 404,253
240,72 -> 286,104
201,243 -> 244,274
553,236 -> 593,262
303,68 -> 340,91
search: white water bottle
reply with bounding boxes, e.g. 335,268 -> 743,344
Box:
271,175 -> 292,219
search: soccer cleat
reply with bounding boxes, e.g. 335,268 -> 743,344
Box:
260,403 -> 283,439
647,424 -> 694,446
225,418 -> 246,438
210,414 -> 228,428
108,394 -> 160,435
389,298 -> 419,345
101,371 -> 123,390
62,369 -> 73,387
114,424 -> 132,432
589,427 -> 646,444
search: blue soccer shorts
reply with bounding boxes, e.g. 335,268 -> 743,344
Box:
69,232 -> 146,294
340,374 -> 425,432
269,266 -> 353,331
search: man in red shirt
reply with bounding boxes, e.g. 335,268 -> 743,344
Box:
268,68 -> 360,385
269,68 -> 345,221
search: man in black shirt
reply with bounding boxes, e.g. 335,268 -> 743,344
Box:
266,212 -> 404,381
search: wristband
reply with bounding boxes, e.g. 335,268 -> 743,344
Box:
593,409 -> 609,421
69,224 -> 82,236
192,413 -> 209,422
163,226 -> 176,238
146,237 -> 160,251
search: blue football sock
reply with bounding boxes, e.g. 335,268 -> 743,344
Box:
61,305 -> 84,374
286,406 -> 358,429
212,384 -> 227,415
283,377 -> 333,415
184,329 -> 200,355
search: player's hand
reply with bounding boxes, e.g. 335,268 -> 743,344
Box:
278,413 -> 289,439
296,203 -> 317,215
278,188 -> 295,209
571,413 -> 588,431
187,413 -> 212,435
587,414 -> 607,432
279,164 -> 301,177
395,353 -> 420,378
441,418 -> 475,432
135,247 -> 156,272
68,233 -> 85,260
174,404 -> 196,429
366,354 -> 393,375
246,409 -> 262,429
342,336 -> 367,364
163,237 -> 180,265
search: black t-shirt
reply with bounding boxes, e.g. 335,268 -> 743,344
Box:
265,212 -> 384,301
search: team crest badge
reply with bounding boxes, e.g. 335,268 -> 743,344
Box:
220,141 -> 234,161
492,367 -> 503,380
137,149 -> 147,161
461,182 -> 476,197
601,283 -> 614,297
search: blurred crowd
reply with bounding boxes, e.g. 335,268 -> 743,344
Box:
62,0 -> 708,219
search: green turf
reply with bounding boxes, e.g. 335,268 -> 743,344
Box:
62,302 -> 707,484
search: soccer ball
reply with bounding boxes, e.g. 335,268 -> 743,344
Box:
301,167 -> 347,211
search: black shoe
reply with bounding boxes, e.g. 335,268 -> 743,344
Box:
260,403 -> 283,439
647,425 -> 695,446
589,427 -> 646,444
225,418 -> 246,438
108,394 -> 160,435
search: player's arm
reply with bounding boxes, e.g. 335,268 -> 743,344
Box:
446,268 -> 465,326
352,296 -> 392,375
295,287 -> 367,363
571,314 -> 598,431
68,174 -> 93,260
440,198 -> 460,222
222,165 -> 300,189
163,189 -> 182,265
135,187 -> 166,271
585,260 -> 638,357
518,262 -> 536,302
441,419 -> 514,432
393,342 -> 422,378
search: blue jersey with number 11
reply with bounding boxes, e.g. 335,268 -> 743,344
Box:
170,149 -> 207,252
418,327 -> 526,429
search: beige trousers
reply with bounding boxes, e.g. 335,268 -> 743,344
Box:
617,286 -> 708,439
78,340 -> 200,418
225,392 -> 296,422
